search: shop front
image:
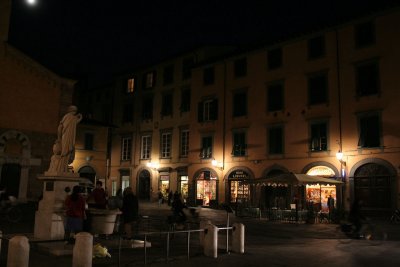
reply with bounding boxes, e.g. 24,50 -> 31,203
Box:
159,172 -> 170,200
178,175 -> 188,203
227,169 -> 252,206
195,169 -> 218,207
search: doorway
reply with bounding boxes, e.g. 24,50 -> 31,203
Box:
138,170 -> 151,200
0,164 -> 21,198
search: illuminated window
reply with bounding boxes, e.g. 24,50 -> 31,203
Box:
160,131 -> 172,158
127,78 -> 135,93
232,131 -> 247,156
121,136 -> 132,161
180,129 -> 189,157
141,135 -> 152,159
310,121 -> 328,151
200,136 -> 213,159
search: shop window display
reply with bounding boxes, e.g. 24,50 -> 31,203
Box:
196,171 -> 217,206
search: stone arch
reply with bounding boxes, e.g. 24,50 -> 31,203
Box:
0,130 -> 31,158
0,130 -> 32,199
261,164 -> 289,178
137,168 -> 151,200
302,161 -> 339,177
78,165 -> 97,184
224,166 -> 255,205
192,168 -> 219,207
348,158 -> 396,213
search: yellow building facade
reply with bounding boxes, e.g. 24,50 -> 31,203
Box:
107,7 -> 400,215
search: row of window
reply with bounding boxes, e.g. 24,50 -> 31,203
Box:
122,58 -> 379,124
125,20 -> 375,93
119,110 -> 381,161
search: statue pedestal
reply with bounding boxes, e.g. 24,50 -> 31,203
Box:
34,173 -> 83,240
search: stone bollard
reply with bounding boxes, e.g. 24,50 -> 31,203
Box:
73,232 -> 93,267
232,223 -> 245,254
203,223 -> 218,258
199,219 -> 211,246
7,236 -> 29,267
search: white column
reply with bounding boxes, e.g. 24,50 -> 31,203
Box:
199,219 -> 211,246
7,236 -> 29,267
203,223 -> 218,258
72,232 -> 93,267
232,223 -> 245,254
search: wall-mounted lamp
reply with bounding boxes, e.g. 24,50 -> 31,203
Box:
211,159 -> 224,170
336,150 -> 346,166
146,162 -> 159,170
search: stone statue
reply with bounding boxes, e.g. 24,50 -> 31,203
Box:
48,105 -> 82,174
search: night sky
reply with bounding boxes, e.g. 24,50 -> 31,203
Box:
7,0 -> 398,87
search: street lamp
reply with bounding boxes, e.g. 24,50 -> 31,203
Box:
211,158 -> 223,170
336,150 -> 346,179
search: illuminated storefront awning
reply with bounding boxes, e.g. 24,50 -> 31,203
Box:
247,172 -> 343,187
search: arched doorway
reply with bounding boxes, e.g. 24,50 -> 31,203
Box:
353,163 -> 391,214
0,163 -> 21,198
138,170 -> 150,200
194,169 -> 218,207
78,166 -> 96,184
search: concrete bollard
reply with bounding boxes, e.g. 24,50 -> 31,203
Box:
203,223 -> 218,258
199,219 -> 211,246
73,232 -> 93,267
232,223 -> 245,254
7,236 -> 29,267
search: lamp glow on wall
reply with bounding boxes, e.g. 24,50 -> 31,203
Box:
146,162 -> 159,170
212,158 -> 223,170
336,150 -> 346,179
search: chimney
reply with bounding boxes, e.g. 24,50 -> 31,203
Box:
0,0 -> 12,42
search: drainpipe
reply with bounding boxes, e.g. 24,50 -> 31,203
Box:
335,28 -> 345,210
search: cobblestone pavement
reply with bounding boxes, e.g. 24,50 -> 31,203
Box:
1,201 -> 400,267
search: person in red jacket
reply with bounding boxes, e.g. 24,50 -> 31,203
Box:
90,181 -> 108,209
65,185 -> 86,243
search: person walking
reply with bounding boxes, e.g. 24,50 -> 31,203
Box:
64,185 -> 86,244
122,187 -> 139,239
327,195 -> 335,222
167,189 -> 173,206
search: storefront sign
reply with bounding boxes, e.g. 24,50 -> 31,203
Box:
229,170 -> 249,180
